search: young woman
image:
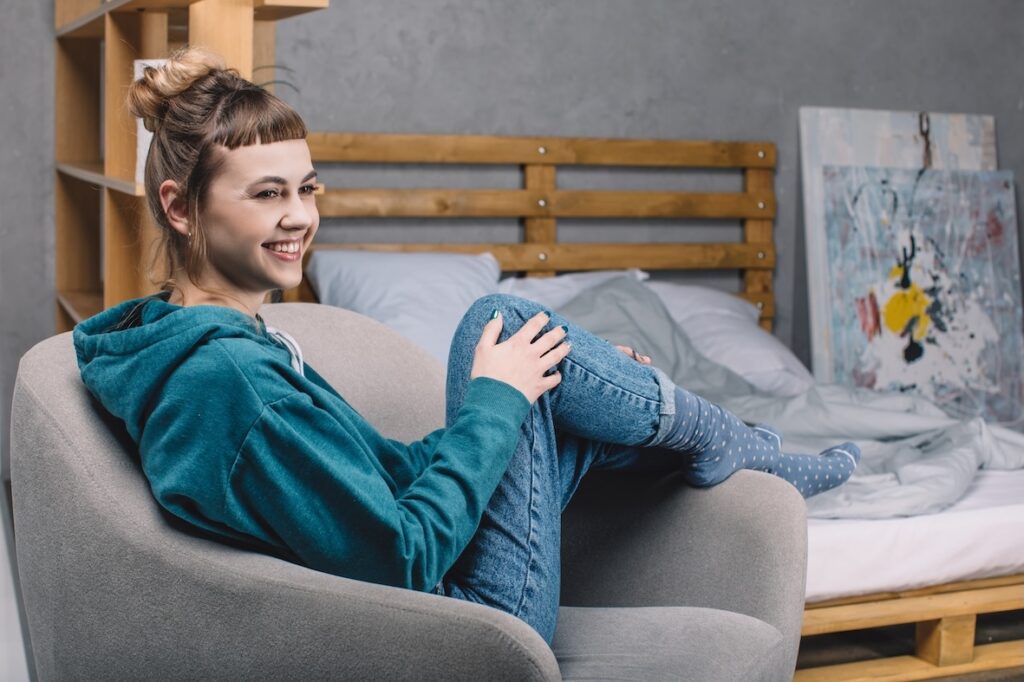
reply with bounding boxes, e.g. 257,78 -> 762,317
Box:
74,48 -> 860,644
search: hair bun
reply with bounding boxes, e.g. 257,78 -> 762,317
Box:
127,47 -> 227,131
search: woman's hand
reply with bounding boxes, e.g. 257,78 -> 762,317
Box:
471,311 -> 571,404
615,345 -> 651,365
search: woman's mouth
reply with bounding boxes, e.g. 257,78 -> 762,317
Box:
263,239 -> 302,261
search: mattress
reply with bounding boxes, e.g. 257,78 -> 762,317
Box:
806,468 -> 1024,603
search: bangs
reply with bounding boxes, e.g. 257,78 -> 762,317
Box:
213,88 -> 307,149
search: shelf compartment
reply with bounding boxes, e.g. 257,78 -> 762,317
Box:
57,290 -> 104,325
57,0 -> 202,38
105,191 -> 161,309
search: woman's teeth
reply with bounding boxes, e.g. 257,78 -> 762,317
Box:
267,242 -> 299,253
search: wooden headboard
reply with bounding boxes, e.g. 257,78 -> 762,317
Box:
289,132 -> 777,330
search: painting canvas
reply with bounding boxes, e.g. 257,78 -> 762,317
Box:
821,165 -> 1023,425
799,107 -> 997,381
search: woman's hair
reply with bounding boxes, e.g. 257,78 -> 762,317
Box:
126,47 -> 308,290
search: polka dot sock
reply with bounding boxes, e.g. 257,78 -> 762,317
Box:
656,387 -> 861,498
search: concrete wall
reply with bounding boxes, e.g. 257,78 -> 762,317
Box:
274,0 -> 1024,360
1,0 -> 1023,476
1,0 -> 55,478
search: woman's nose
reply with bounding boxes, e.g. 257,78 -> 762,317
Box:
282,193 -> 315,229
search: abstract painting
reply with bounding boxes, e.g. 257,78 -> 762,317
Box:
821,165 -> 1023,425
799,107 -> 997,381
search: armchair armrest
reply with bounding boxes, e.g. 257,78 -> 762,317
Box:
560,470 -> 806,669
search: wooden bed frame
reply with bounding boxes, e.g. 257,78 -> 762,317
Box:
289,131 -> 1024,681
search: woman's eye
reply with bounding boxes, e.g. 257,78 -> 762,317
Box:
256,189 -> 279,199
300,183 -> 318,195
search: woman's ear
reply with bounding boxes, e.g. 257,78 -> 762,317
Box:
158,180 -> 190,237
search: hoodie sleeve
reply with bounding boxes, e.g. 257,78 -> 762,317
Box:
223,376 -> 531,591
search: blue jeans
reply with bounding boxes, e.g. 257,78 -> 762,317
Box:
439,294 -> 680,643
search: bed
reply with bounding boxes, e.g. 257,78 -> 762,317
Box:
285,131 -> 1024,680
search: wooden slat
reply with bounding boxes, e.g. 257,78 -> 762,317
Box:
806,574 -> 1024,610
801,584 -> 1024,636
915,614 -> 976,667
317,189 -> 774,219
744,167 -> 775,331
57,162 -> 143,196
189,0 -> 254,79
794,641 -> 1024,682
523,165 -> 557,277
738,291 -> 774,320
308,242 -> 775,272
105,11 -> 141,181
307,132 -> 776,168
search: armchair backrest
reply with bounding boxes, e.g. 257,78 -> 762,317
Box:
11,303 -> 532,680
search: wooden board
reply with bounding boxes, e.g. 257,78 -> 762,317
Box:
301,131 -> 778,327
799,575 -> 1024,680
307,132 -> 776,168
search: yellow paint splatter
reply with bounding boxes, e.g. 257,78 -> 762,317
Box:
883,283 -> 931,341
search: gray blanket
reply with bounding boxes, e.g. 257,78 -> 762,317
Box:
557,276 -> 1024,518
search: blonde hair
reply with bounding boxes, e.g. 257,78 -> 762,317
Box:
126,47 -> 308,291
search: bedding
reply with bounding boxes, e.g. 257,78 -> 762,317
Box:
644,280 -> 815,397
503,271 -> 815,397
304,254 -> 1023,517
309,251 -> 813,398
306,250 -> 500,363
555,275 -> 1024,519
806,468 -> 1024,602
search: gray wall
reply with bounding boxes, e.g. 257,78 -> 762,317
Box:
2,0 -> 1023,477
1,0 -> 55,478
275,0 -> 1024,360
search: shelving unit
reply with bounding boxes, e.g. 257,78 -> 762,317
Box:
54,0 -> 328,331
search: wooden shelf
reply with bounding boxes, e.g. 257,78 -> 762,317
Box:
57,290 -> 104,324
254,0 -> 329,21
57,0 -> 327,38
55,0 -> 329,332
57,0 -> 201,38
57,162 -> 144,196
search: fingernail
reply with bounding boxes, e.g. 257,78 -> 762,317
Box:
560,325 -> 568,332
490,309 -> 500,319
544,309 -> 552,318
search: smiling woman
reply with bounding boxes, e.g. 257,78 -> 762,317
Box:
72,46 -> 857,652
127,47 -> 317,316
157,140 -> 320,313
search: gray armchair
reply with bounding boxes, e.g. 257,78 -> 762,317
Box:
12,302 -> 807,681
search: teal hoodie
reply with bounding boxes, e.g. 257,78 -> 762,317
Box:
74,295 -> 532,591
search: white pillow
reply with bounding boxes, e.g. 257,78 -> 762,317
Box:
306,250 -> 500,364
644,281 -> 814,397
498,269 -> 649,309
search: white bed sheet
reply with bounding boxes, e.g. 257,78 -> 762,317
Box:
806,468 -> 1024,603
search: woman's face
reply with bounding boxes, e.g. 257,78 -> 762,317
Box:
196,138 -> 319,308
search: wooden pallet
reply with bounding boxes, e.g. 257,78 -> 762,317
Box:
795,574 -> 1024,681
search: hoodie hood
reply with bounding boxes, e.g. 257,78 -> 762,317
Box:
74,294 -> 269,446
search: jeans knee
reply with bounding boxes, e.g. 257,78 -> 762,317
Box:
466,293 -> 543,326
